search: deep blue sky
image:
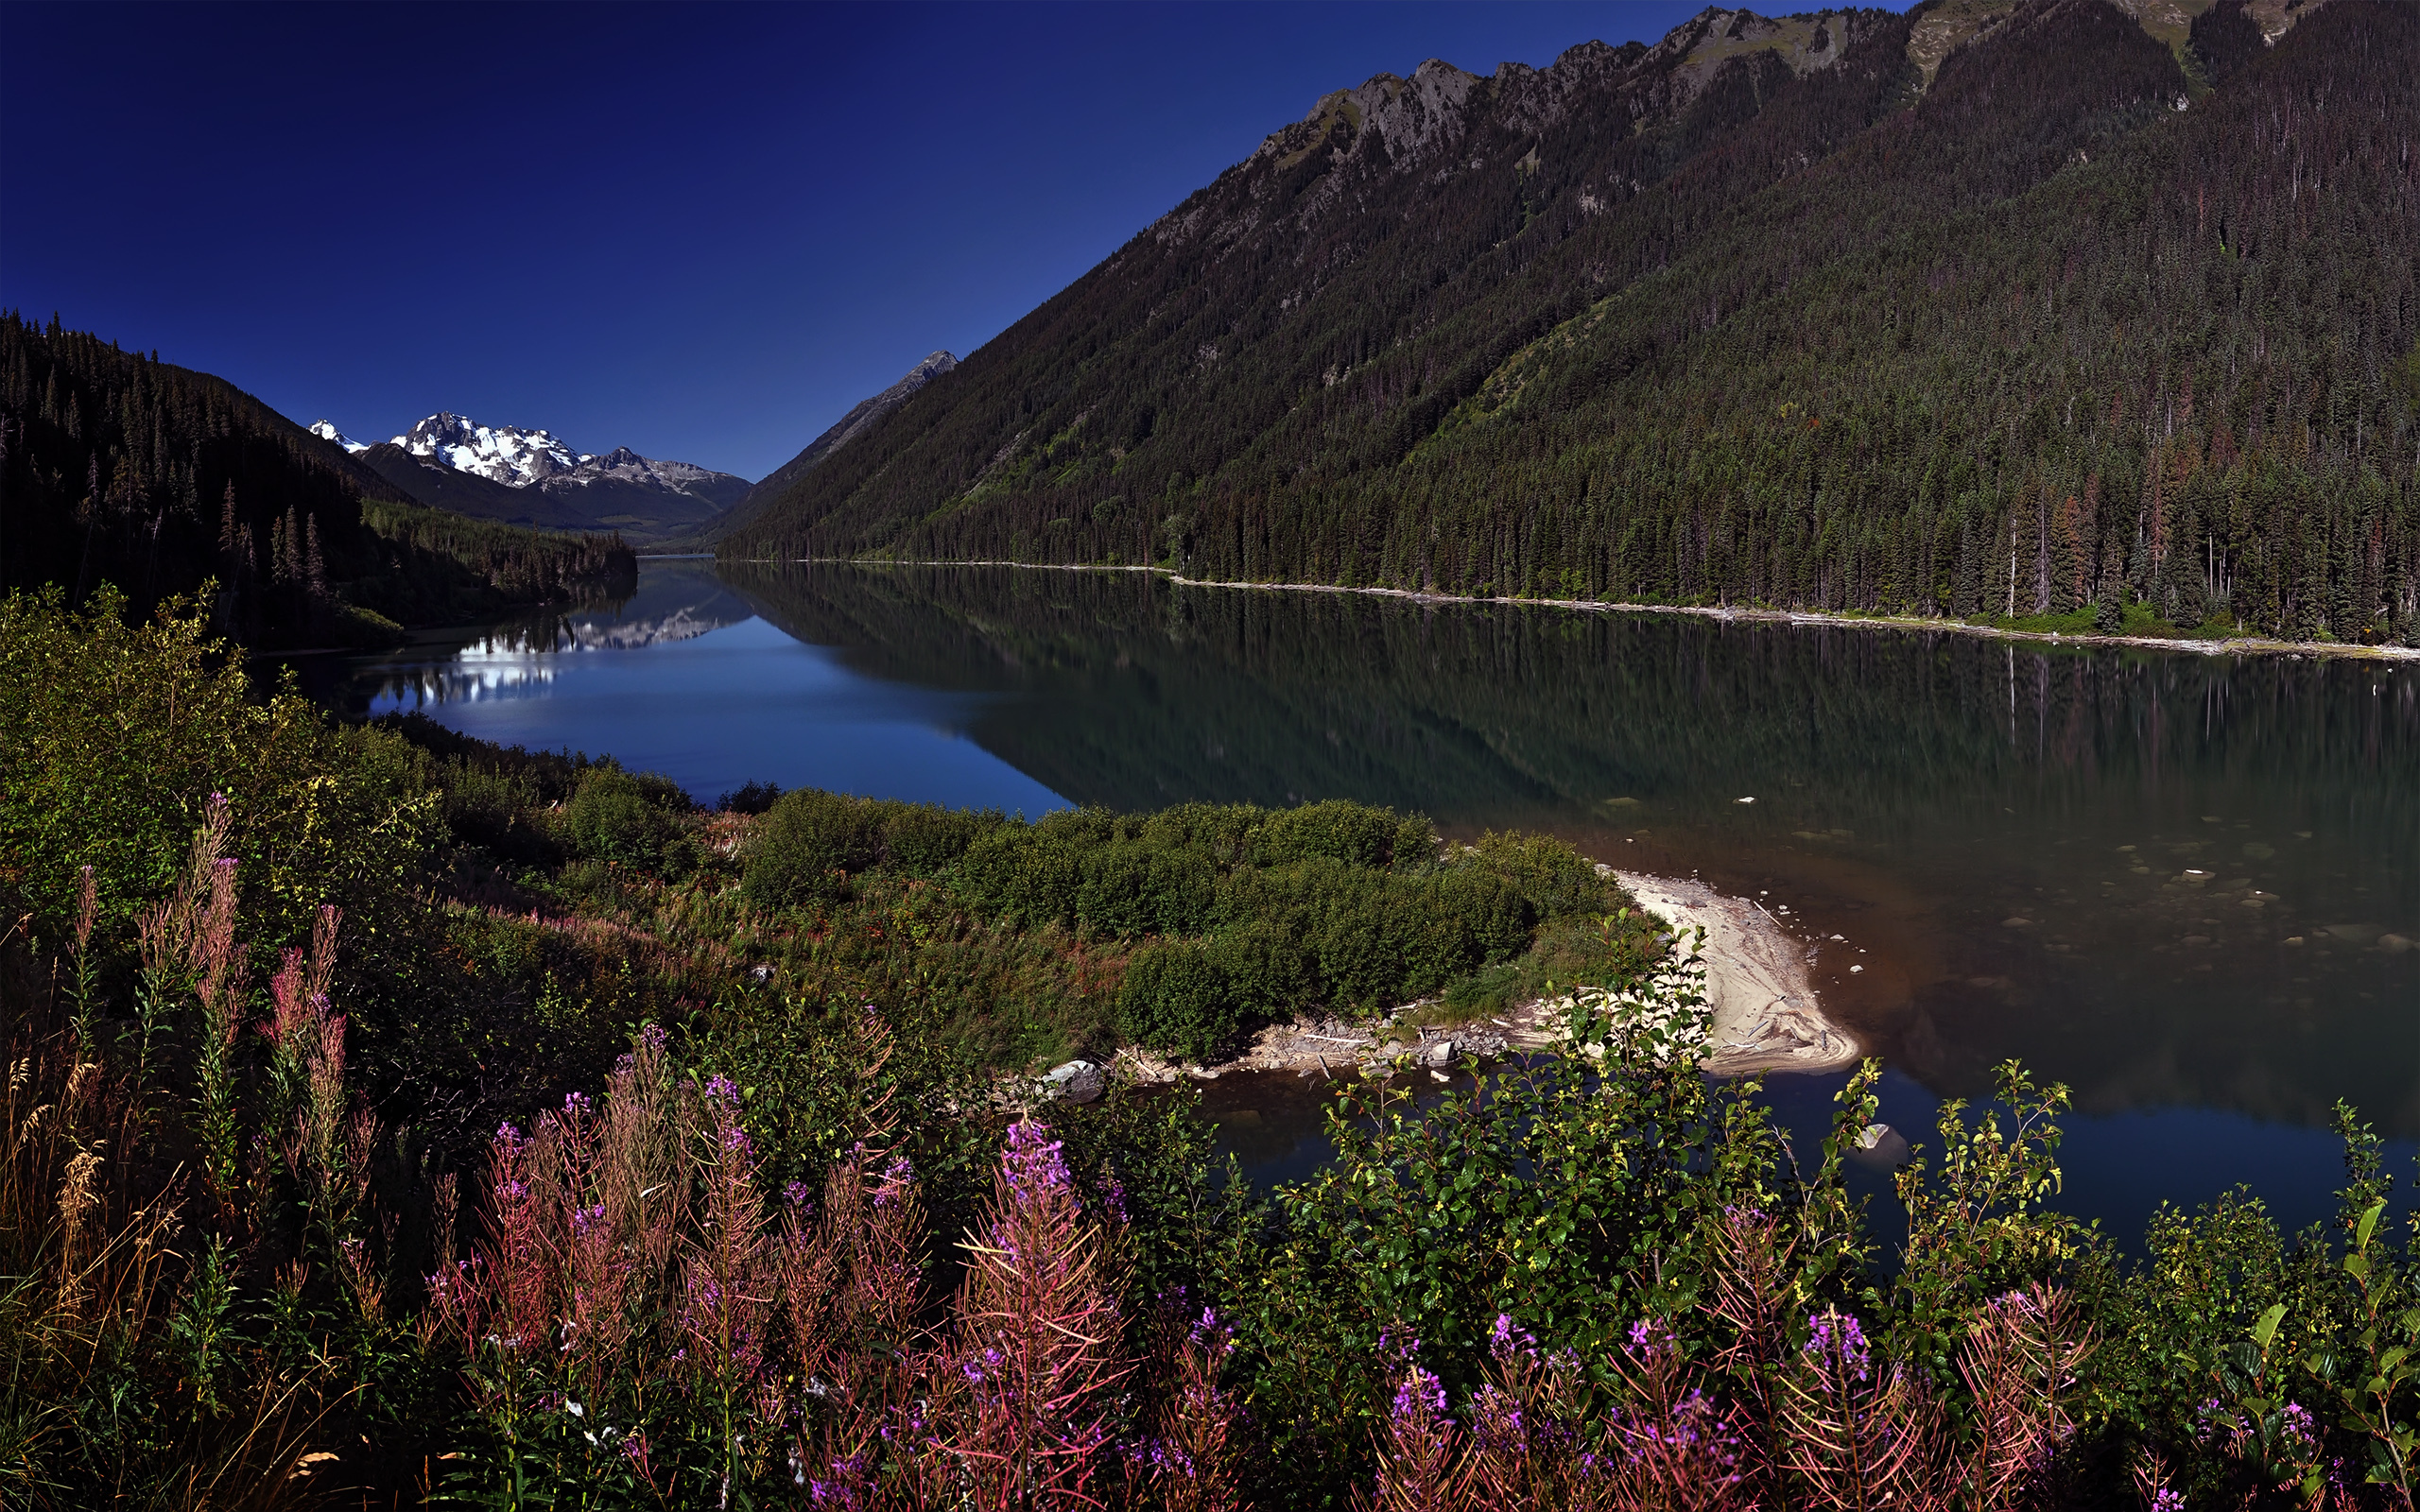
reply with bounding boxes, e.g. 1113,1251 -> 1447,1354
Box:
8,1 -> 1776,481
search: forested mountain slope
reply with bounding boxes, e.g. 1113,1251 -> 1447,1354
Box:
0,314 -> 635,646
724,0 -> 2420,644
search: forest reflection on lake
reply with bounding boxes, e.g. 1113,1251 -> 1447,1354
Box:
314,558 -> 2420,1241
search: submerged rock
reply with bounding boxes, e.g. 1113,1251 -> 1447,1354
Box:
1850,1121 -> 1912,1171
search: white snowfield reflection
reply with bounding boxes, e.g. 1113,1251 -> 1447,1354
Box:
369,604 -> 738,710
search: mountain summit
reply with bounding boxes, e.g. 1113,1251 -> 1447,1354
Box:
394,413 -> 593,489
704,351 -> 959,541
337,412 -> 752,543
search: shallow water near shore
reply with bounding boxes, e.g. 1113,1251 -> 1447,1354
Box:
304,558 -> 2420,1244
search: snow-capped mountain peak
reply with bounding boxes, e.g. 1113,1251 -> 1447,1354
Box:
307,420 -> 370,454
392,412 -> 595,489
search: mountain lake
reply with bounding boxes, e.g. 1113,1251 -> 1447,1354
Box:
301,557 -> 2420,1245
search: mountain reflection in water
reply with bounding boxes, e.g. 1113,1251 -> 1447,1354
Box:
717,562 -> 2418,1140
314,559 -> 2418,1240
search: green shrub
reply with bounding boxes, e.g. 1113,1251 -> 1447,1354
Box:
883,802 -> 1006,875
562,767 -> 686,872
1253,799 -> 1429,869
439,764 -> 562,865
742,788 -> 888,909
1115,939 -> 1239,1059
0,586 -> 438,950
1461,831 -> 1613,920
1135,801 -> 1263,861
956,827 -> 1079,927
1208,918 -> 1312,1018
1075,840 -> 1220,939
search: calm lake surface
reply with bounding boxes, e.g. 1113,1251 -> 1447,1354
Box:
309,558 -> 2420,1244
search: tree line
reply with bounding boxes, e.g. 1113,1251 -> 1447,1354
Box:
0,311 -> 635,647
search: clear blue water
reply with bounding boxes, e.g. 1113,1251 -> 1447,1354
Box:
308,558 -> 2420,1247
318,564 -> 1063,817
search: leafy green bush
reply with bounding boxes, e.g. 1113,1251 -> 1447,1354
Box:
1252,799 -> 1430,869
883,801 -> 1005,875
0,586 -> 438,952
1115,938 -> 1239,1059
744,789 -> 1008,910
440,764 -> 563,864
1461,829 -> 1616,919
1208,918 -> 1313,1018
743,787 -> 889,908
562,766 -> 689,873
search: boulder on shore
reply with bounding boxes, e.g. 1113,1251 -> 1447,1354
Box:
1041,1059 -> 1106,1104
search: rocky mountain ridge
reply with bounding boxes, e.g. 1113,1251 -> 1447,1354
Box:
717,0 -> 2417,645
318,410 -> 752,543
700,351 -> 959,543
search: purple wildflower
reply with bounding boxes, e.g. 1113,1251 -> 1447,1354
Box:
1806,1310 -> 1872,1382
1002,1119 -> 1070,1200
703,1073 -> 740,1105
1392,1363 -> 1447,1422
1490,1311 -> 1537,1359
2279,1400 -> 2320,1459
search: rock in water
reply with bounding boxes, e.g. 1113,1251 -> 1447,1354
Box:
1042,1059 -> 1106,1104
1849,1121 -> 1912,1171
1422,1039 -> 1457,1068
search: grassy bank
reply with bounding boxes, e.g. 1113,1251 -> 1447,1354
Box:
4,587 -> 2416,1508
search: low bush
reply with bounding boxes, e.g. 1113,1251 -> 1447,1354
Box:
743,788 -> 1009,911
1117,937 -> 1242,1059
562,765 -> 691,873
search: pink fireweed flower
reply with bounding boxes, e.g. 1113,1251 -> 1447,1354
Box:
1806,1310 -> 1872,1382
1490,1313 -> 1537,1359
703,1073 -> 740,1105
1001,1119 -> 1071,1199
1392,1364 -> 1448,1424
2279,1400 -> 2320,1459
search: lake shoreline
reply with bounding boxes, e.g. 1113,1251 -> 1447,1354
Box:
1104,865 -> 1857,1089
736,556 -> 2420,663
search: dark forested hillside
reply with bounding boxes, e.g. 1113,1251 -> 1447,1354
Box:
0,313 -> 636,646
725,0 -> 2420,644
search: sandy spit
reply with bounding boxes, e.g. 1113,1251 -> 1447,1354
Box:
1109,868 -> 1857,1087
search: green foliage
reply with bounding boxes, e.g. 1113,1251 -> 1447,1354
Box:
0,585 -> 439,953
743,786 -> 1006,910
1116,938 -> 1239,1060
562,765 -> 692,874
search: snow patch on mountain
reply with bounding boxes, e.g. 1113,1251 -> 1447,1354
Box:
307,420 -> 371,454
343,411 -> 752,507
392,413 -> 594,488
